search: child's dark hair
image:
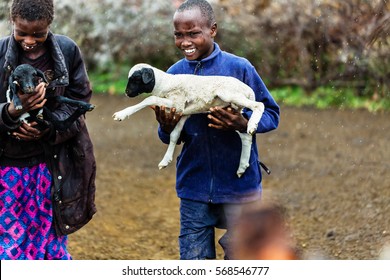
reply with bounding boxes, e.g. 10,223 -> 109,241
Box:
177,0 -> 216,27
10,0 -> 54,24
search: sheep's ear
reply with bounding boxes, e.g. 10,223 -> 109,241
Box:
141,68 -> 154,84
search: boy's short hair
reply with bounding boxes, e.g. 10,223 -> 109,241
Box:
10,0 -> 54,24
177,0 -> 216,27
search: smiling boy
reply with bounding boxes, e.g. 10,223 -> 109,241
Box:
153,0 -> 280,259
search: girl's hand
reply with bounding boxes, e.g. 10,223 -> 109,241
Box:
11,121 -> 50,141
8,82 -> 47,119
208,106 -> 248,132
8,82 -> 49,141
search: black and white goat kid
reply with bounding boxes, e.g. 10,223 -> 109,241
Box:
7,64 -> 95,131
113,63 -> 265,177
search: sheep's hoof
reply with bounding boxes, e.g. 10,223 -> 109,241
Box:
247,122 -> 258,135
247,126 -> 257,135
158,158 -> 171,169
158,164 -> 168,170
236,164 -> 249,178
112,113 -> 123,121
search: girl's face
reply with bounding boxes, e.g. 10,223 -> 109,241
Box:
173,8 -> 217,61
13,16 -> 49,58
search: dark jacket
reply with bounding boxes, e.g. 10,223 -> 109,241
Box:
0,32 -> 96,235
159,43 -> 280,204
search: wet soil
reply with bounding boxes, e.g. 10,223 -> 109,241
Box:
68,94 -> 390,260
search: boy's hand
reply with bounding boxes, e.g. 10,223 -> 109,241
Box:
208,106 -> 248,132
151,105 -> 182,134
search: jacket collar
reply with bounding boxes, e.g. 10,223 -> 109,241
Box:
3,31 -> 69,87
184,42 -> 221,75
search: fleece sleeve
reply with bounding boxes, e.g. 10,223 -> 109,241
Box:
242,65 -> 280,134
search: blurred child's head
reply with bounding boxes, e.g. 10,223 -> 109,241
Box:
232,202 -> 300,260
10,0 -> 54,55
173,0 -> 217,61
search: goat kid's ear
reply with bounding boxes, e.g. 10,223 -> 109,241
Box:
8,73 -> 19,95
141,68 -> 154,84
9,80 -> 19,96
36,69 -> 49,84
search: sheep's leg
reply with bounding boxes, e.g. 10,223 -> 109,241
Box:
158,115 -> 188,169
246,103 -> 264,135
236,101 -> 264,135
113,96 -> 174,121
215,93 -> 264,135
236,131 -> 252,177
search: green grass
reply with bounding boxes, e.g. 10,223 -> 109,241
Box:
271,86 -> 390,112
88,67 -> 129,95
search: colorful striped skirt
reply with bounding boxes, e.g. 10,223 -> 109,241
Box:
0,163 -> 71,260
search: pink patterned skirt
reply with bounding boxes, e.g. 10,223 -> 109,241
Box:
0,163 -> 71,260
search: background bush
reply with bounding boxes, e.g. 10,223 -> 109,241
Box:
1,0 -> 388,102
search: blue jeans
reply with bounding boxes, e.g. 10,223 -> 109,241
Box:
179,198 -> 247,260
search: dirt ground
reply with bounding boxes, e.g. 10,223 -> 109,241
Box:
67,94 -> 390,260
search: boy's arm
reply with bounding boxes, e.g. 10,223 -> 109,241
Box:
208,66 -> 280,134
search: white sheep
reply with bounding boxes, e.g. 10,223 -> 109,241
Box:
112,63 -> 264,177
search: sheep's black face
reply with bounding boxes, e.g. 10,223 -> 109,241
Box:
126,68 -> 155,97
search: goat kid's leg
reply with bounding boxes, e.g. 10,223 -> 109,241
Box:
55,96 -> 95,112
236,131 -> 252,177
41,96 -> 95,131
158,116 -> 188,169
12,95 -> 23,111
8,82 -> 24,110
113,96 -> 174,121
19,112 -> 31,124
47,107 -> 87,131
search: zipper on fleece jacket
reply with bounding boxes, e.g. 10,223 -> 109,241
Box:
194,61 -> 202,75
193,61 -> 214,202
207,128 -> 216,203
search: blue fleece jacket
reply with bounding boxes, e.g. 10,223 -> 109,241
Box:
158,43 -> 280,203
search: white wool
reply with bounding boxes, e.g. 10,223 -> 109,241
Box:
126,63 -> 257,115
113,63 -> 265,177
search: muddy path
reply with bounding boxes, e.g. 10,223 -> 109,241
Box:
68,94 -> 390,260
